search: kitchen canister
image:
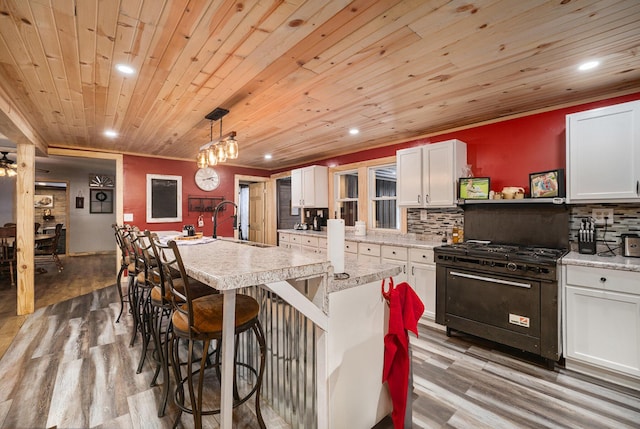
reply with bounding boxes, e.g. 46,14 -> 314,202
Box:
355,220 -> 366,236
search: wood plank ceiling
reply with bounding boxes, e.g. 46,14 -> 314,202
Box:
0,0 -> 638,170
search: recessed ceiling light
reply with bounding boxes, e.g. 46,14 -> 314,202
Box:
264,154 -> 272,160
349,128 -> 359,135
578,61 -> 600,71
104,130 -> 118,138
116,64 -> 135,75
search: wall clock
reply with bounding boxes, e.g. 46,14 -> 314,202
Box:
89,174 -> 115,188
195,167 -> 220,191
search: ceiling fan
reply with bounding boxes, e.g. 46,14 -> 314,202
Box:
0,151 -> 50,176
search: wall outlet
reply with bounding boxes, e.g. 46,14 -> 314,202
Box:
124,213 -> 133,222
592,208 -> 614,226
420,210 -> 428,221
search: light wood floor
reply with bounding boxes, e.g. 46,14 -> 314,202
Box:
1,256 -> 639,428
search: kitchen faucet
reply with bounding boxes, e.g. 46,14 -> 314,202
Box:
212,200 -> 237,238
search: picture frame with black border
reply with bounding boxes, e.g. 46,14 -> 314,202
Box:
90,189 -> 113,213
529,169 -> 565,198
459,177 -> 490,200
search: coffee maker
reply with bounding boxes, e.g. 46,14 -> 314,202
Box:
312,215 -> 322,231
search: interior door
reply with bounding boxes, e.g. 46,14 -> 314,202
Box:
249,182 -> 266,243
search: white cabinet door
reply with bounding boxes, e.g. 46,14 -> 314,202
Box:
566,100 -> 640,202
425,142 -> 455,206
291,168 -> 303,207
291,166 -> 329,207
397,146 -> 423,206
565,285 -> 640,378
409,262 -> 435,320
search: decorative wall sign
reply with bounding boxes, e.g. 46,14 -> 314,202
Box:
90,189 -> 113,213
89,174 -> 115,187
76,197 -> 84,209
146,174 -> 182,223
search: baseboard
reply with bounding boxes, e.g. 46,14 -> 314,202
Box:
67,250 -> 117,257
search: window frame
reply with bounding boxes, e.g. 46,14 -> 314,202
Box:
368,164 -> 399,231
333,169 -> 359,226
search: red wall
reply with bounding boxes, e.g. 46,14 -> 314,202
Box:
304,92 -> 640,193
123,155 -> 268,237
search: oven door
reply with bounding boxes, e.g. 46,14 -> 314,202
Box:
444,267 -> 542,349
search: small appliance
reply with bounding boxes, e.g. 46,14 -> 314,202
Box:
621,233 -> 640,258
312,215 -> 322,231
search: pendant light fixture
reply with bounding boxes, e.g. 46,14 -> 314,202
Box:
196,107 -> 238,167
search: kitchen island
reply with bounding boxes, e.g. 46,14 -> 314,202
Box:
163,235 -> 402,428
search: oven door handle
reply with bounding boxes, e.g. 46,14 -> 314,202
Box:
449,271 -> 532,289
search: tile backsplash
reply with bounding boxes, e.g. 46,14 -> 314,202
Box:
407,207 -> 463,242
407,203 -> 640,250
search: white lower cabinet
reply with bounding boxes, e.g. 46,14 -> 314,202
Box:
408,248 -> 436,320
381,245 -> 408,284
563,265 -> 640,386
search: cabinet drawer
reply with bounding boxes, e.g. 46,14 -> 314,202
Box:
278,233 -> 290,243
300,236 -> 319,247
565,265 -> 640,295
409,248 -> 434,264
359,243 -> 381,257
381,245 -> 408,261
290,235 -> 302,244
344,241 -> 358,254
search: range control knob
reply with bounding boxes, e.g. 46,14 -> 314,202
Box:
507,262 -> 518,271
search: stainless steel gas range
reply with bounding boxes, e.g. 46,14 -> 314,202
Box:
435,204 -> 569,368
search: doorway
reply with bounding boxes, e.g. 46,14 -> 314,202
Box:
235,175 -> 269,245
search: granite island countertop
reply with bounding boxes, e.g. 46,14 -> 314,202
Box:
160,235 -> 401,300
561,251 -> 640,273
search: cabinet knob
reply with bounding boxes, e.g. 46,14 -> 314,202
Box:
417,195 -> 421,204
412,266 -> 415,275
392,251 -> 396,255
600,277 -> 607,282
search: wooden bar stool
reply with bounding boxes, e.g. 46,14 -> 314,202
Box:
156,239 -> 266,429
146,231 -> 218,417
112,224 -> 133,323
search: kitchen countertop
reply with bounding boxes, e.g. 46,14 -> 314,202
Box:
157,233 -> 401,300
561,251 -> 640,273
278,228 -> 443,249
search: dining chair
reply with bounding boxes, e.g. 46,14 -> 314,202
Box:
34,223 -> 64,272
0,225 -> 17,287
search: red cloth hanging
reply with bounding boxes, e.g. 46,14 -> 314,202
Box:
381,278 -> 424,429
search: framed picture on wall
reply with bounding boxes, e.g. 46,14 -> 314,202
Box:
90,189 -> 113,213
34,195 -> 54,208
459,177 -> 490,200
146,174 -> 183,223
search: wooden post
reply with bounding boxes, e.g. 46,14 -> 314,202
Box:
16,143 -> 35,315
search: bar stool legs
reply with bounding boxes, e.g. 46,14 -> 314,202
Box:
169,320 -> 267,429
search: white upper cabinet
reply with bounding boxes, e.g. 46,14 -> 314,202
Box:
566,100 -> 640,202
397,139 -> 467,207
291,165 -> 329,208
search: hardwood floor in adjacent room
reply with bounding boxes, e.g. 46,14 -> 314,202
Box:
0,259 -> 639,428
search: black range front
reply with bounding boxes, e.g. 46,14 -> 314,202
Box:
435,204 -> 569,367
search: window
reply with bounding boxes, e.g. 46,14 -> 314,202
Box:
334,170 -> 358,226
369,165 -> 398,230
